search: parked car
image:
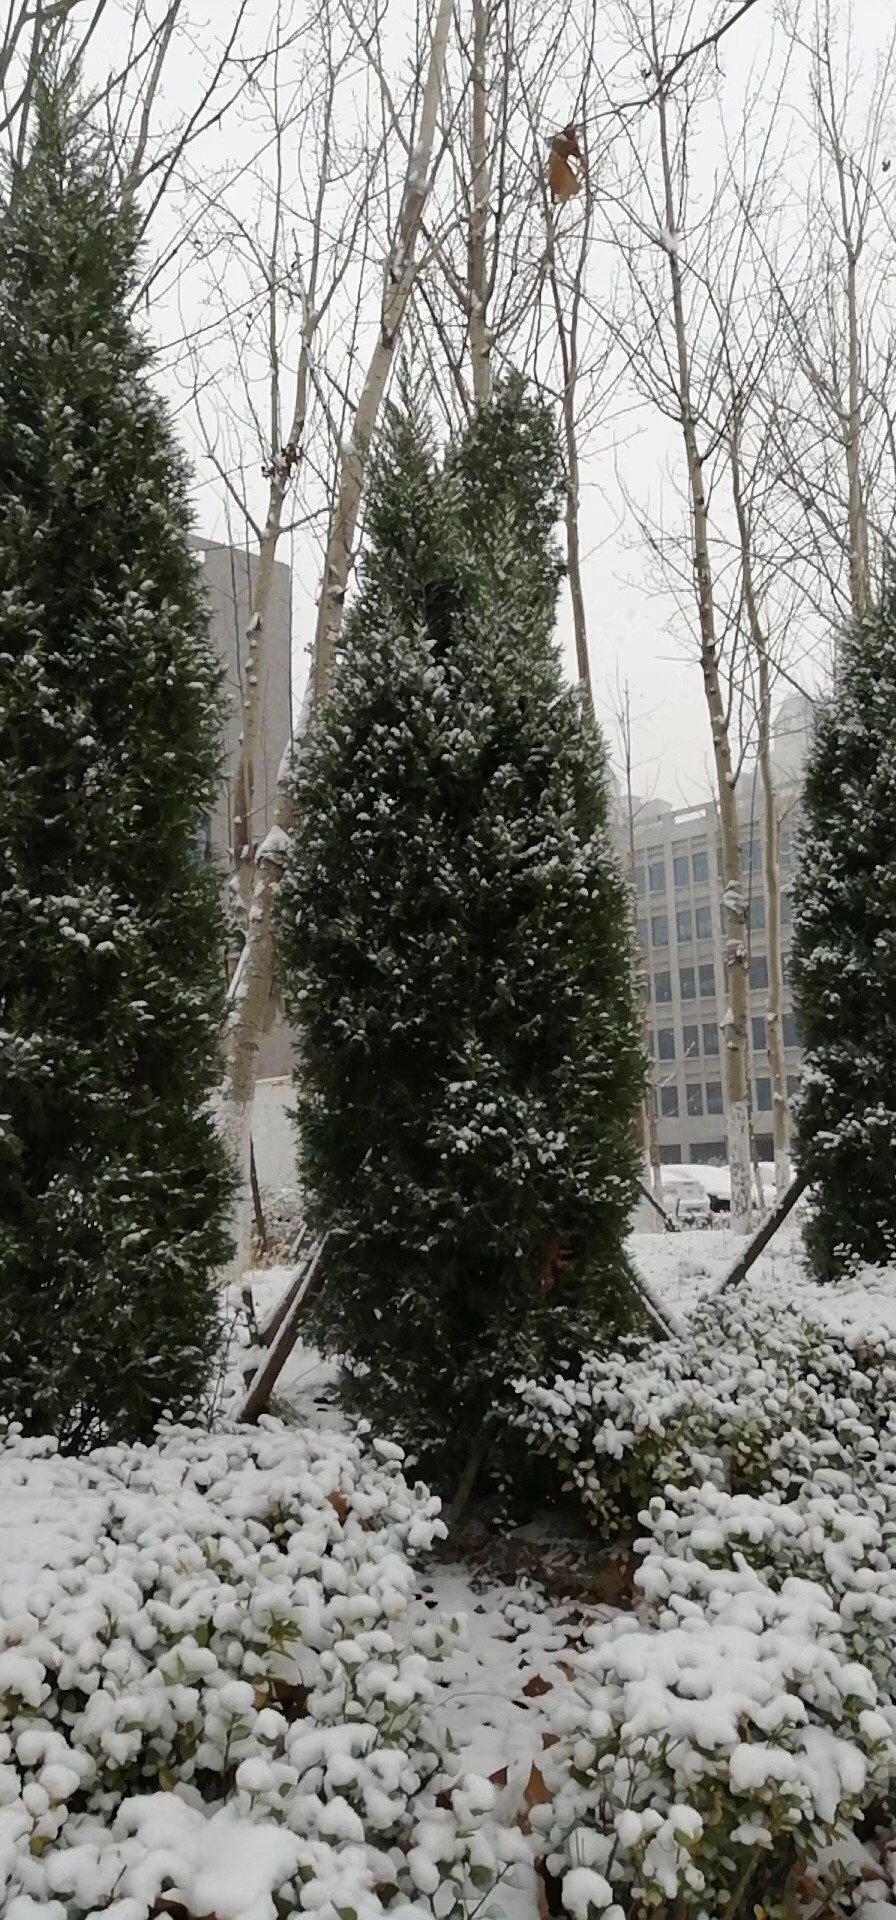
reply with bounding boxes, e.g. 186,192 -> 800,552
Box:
668,1176 -> 712,1226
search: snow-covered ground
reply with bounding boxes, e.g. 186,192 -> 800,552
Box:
7,1231 -> 896,1919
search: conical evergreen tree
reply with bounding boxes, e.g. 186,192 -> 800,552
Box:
0,91 -> 232,1447
791,589 -> 896,1280
278,378 -> 645,1485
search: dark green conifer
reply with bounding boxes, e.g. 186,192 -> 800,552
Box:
0,92 -> 231,1446
279,378 -> 645,1484
792,591 -> 896,1279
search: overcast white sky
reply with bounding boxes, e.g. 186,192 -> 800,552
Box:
87,0 -> 890,805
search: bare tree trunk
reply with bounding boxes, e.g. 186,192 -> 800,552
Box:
538,106 -> 597,713
614,678 -> 663,1215
230,323 -> 312,906
219,794 -> 289,1286
727,398 -> 791,1199
822,23 -> 871,621
313,0 -> 454,705
652,56 -> 751,1232
468,0 -> 492,408
221,0 -> 455,1283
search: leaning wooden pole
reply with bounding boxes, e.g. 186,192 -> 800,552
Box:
239,1236 -> 327,1422
718,1168 -> 809,1294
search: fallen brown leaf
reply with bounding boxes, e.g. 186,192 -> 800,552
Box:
522,1672 -> 552,1698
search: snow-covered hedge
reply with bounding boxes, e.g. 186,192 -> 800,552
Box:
536,1545 -> 896,1920
523,1285 -> 896,1919
515,1285 -> 896,1531
0,1420 -> 509,1920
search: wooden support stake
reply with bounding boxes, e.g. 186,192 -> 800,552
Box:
239,1235 -> 327,1423
637,1177 -> 678,1233
257,1224 -> 311,1347
249,1136 -> 268,1256
718,1167 -> 809,1294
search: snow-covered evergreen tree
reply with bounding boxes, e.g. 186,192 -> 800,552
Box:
0,91 -> 232,1447
791,590 -> 896,1281
278,378 -> 645,1484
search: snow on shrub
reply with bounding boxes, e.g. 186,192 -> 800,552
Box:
535,1546 -> 896,1920
641,1481 -> 896,1697
515,1284 -> 896,1532
520,1284 -> 896,1918
0,1419 -> 511,1920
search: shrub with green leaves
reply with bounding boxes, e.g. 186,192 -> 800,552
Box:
515,1283 -> 896,1532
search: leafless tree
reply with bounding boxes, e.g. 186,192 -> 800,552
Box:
611,677 -> 664,1209
217,0 -> 456,1283
754,1 -> 896,630
596,0 -> 755,1229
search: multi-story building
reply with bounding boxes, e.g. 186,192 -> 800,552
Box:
193,536 -> 293,1080
623,695 -> 812,1165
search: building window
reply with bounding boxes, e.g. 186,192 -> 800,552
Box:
706,1080 -> 724,1115
692,849 -> 709,884
660,1144 -> 682,1165
636,919 -> 648,948
655,970 -> 672,1004
754,1134 -> 774,1162
649,860 -> 666,894
676,908 -> 692,942
702,1022 -> 719,1056
787,1073 -> 801,1098
657,1027 -> 675,1060
646,1029 -> 655,1056
699,962 -> 715,998
780,830 -> 792,866
755,1077 -> 772,1112
692,1140 -> 727,1163
752,1015 -> 766,1050
686,1084 -> 704,1116
782,1012 -> 800,1048
743,839 -> 763,873
749,896 -> 765,931
750,954 -> 769,990
635,868 -> 646,896
695,904 -> 712,940
673,854 -> 690,889
682,1024 -> 700,1059
780,890 -> 792,925
651,913 -> 669,947
680,966 -> 696,1001
661,1084 -> 679,1118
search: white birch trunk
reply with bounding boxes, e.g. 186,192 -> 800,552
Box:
468,0 -> 492,409
230,323 -> 313,908
727,402 -> 792,1201
219,0 -> 454,1281
313,0 -> 455,704
653,75 -> 751,1233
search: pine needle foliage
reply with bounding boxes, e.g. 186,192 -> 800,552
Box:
279,377 -> 645,1484
0,90 -> 232,1447
792,590 -> 896,1280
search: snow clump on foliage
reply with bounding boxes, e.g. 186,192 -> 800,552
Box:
0,1420 -> 531,1920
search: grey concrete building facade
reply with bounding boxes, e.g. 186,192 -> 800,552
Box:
624,696 -> 811,1165
193,536 -> 294,1080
